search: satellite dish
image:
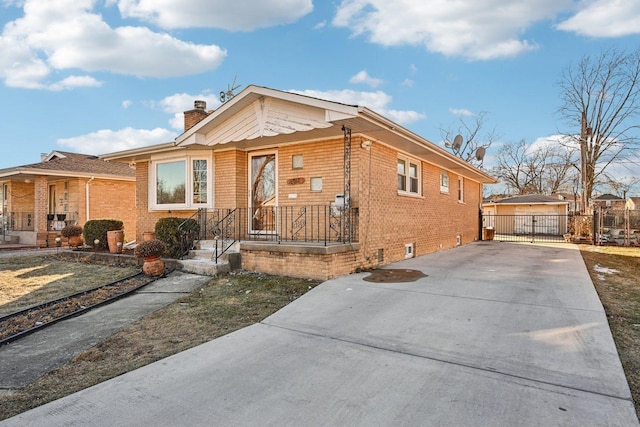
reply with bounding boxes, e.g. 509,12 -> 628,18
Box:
475,146 -> 486,161
452,134 -> 463,150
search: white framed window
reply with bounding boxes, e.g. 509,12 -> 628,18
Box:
440,170 -> 449,193
150,154 -> 212,210
458,176 -> 464,203
398,155 -> 421,195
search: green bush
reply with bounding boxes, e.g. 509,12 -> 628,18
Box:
155,217 -> 199,258
84,219 -> 124,250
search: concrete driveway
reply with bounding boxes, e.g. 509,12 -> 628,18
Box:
2,242 -> 638,426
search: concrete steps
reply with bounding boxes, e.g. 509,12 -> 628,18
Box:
177,240 -> 240,276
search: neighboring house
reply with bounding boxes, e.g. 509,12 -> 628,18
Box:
592,193 -> 626,210
626,197 -> 640,210
552,192 -> 581,213
102,85 -> 496,280
482,194 -> 569,236
0,151 -> 136,246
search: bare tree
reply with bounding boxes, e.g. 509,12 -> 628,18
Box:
557,48 -> 640,211
492,139 -> 577,195
601,175 -> 640,199
441,111 -> 497,167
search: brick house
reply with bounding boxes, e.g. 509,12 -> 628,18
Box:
0,151 -> 136,247
103,85 -> 496,279
592,193 -> 626,210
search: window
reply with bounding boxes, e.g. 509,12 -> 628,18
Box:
192,160 -> 207,204
397,159 -> 406,192
157,161 -> 186,204
440,170 -> 449,193
409,163 -> 419,193
398,156 -> 421,195
151,156 -> 211,209
458,176 -> 464,202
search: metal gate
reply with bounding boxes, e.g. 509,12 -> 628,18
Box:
481,214 -> 570,243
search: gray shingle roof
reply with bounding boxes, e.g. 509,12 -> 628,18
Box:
0,151 -> 134,178
490,194 -> 568,204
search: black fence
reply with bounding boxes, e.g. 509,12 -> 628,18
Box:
481,214 -> 571,243
481,210 -> 640,246
594,208 -> 640,246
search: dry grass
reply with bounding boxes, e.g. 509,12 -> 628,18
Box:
0,255 -> 138,315
579,245 -> 640,419
0,263 -> 318,420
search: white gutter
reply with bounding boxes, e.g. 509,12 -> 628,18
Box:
86,177 -> 94,221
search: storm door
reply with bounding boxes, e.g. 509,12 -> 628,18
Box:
249,152 -> 277,233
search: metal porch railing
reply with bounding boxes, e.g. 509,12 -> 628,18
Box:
178,205 -> 359,262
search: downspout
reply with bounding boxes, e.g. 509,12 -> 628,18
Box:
86,177 -> 95,222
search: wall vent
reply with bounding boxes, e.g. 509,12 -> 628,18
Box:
377,248 -> 384,263
456,235 -> 461,246
405,243 -> 414,259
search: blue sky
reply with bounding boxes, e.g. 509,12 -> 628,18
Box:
1,0 -> 639,189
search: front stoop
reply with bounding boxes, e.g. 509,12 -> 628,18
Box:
177,240 -> 240,276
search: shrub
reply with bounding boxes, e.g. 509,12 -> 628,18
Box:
84,219 -> 124,250
155,217 -> 199,258
134,239 -> 167,258
60,224 -> 83,237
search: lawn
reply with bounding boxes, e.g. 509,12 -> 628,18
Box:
578,244 -> 640,419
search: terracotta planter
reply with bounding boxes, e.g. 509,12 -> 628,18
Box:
107,230 -> 124,253
68,234 -> 84,248
142,256 -> 165,276
142,231 -> 155,241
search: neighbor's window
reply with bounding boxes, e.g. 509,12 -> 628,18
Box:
153,156 -> 211,209
458,176 -> 464,202
440,170 -> 449,193
398,156 -> 421,195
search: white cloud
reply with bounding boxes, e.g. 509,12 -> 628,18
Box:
114,0 -> 313,31
290,88 -> 426,125
349,70 -> 384,88
57,127 -> 177,155
332,0 -> 571,60
449,108 -> 474,117
122,100 -> 133,109
155,91 -> 222,130
401,78 -> 414,87
557,0 -> 640,37
48,76 -> 103,91
0,0 -> 226,89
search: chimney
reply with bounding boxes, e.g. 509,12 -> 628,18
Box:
184,100 -> 211,132
40,153 -> 48,162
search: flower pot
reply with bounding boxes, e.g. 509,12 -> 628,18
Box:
142,256 -> 165,276
68,234 -> 84,248
142,231 -> 155,241
107,230 -> 124,253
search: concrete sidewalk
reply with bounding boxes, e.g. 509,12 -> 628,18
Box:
0,270 -> 211,393
2,242 -> 638,426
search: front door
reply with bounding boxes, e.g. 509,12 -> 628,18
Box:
249,152 -> 276,233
